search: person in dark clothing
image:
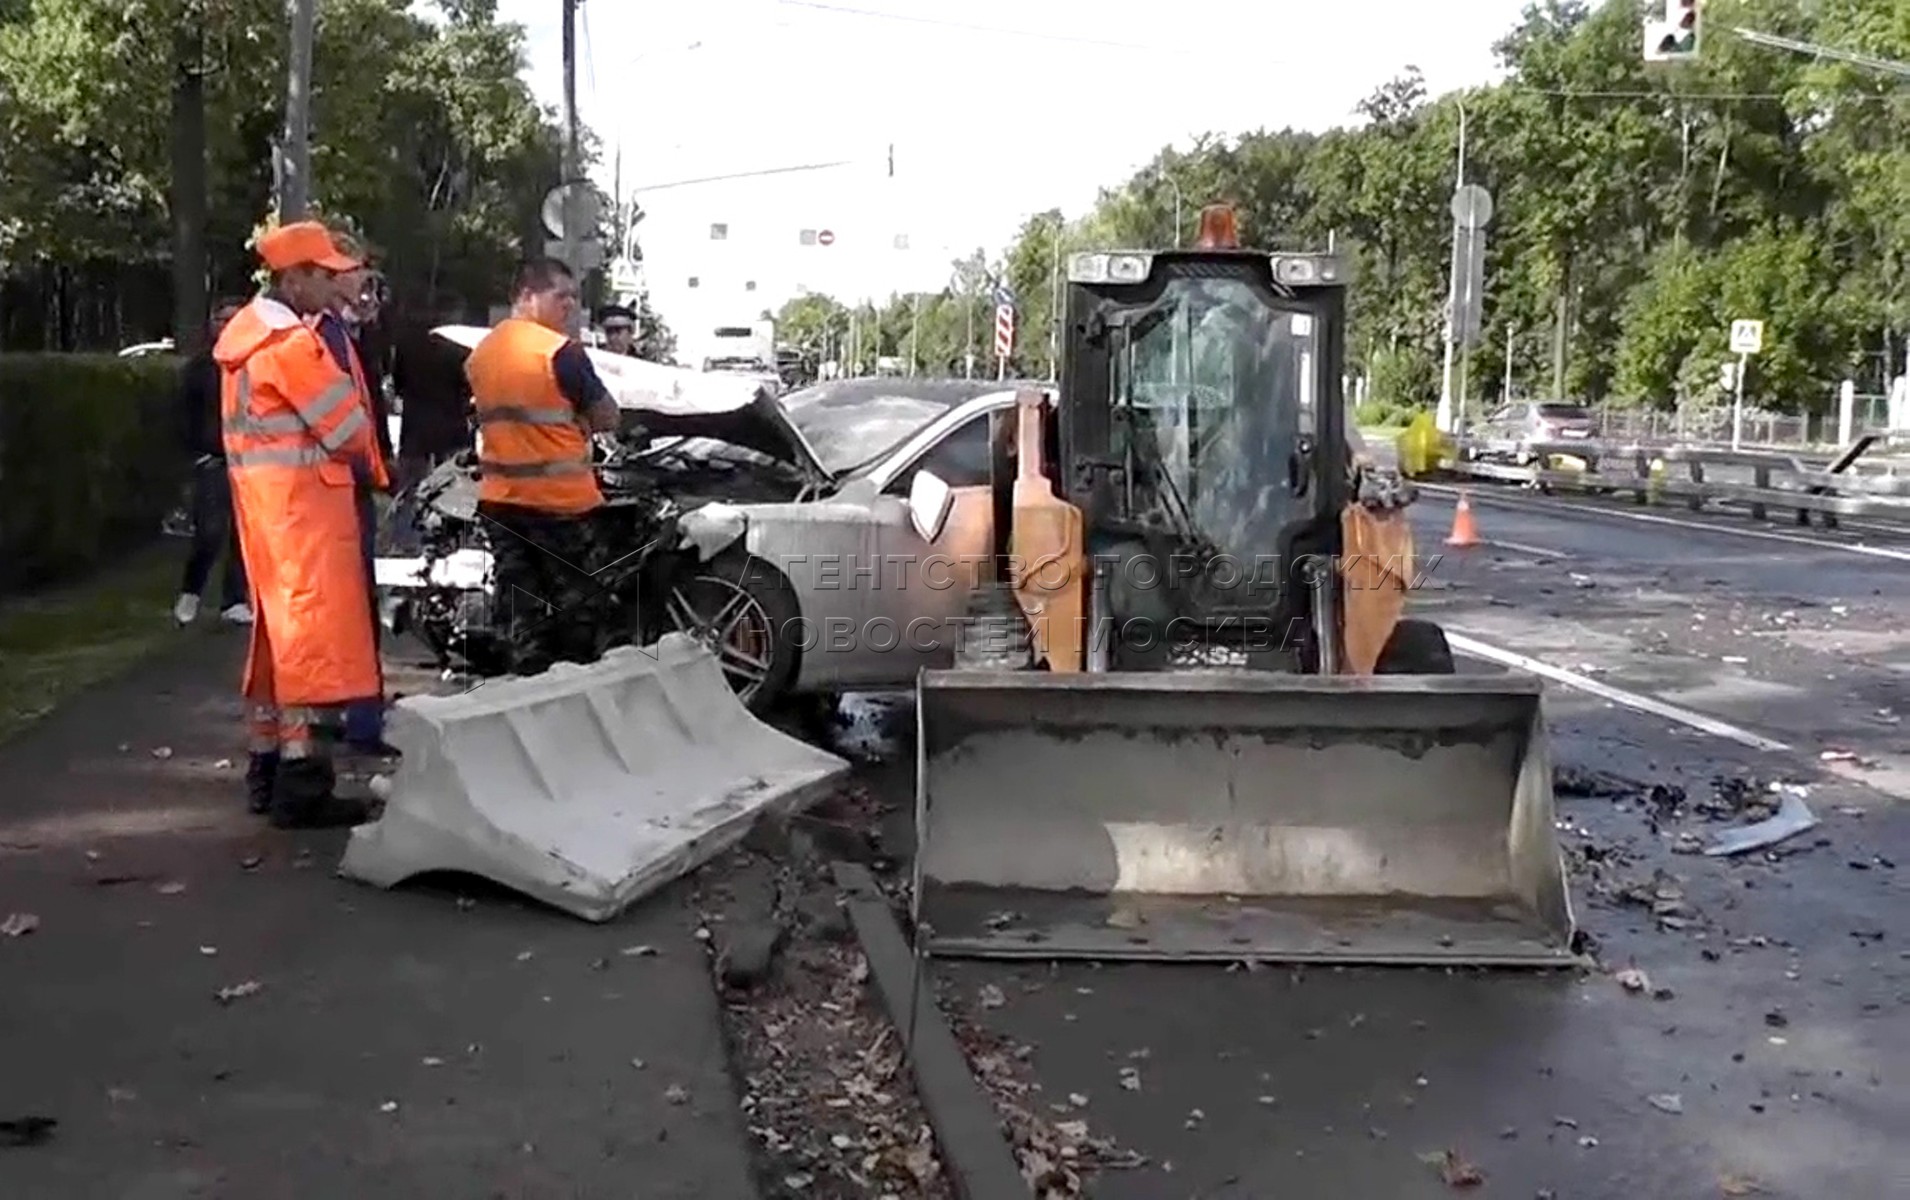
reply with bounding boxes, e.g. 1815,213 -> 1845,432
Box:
597,304 -> 639,357
173,298 -> 252,627
391,305 -> 475,492
312,252 -> 399,758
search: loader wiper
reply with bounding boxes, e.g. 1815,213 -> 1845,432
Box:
1112,321 -> 1225,563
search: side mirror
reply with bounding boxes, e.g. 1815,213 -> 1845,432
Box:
906,469 -> 954,542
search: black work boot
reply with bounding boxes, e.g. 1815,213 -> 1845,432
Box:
245,752 -> 279,815
268,756 -> 368,830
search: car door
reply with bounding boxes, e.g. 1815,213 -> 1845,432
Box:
1478,403 -> 1517,454
859,404 -> 1005,683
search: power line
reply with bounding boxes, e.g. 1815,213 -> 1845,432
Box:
628,159 -> 859,194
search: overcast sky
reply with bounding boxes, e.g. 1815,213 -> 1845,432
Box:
494,0 -> 1530,340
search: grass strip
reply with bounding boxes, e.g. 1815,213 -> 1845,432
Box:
0,546 -> 198,744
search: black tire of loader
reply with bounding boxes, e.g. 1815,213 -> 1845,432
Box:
670,552 -> 804,714
1375,617 -> 1457,675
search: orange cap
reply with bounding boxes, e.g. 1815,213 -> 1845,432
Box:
257,221 -> 361,273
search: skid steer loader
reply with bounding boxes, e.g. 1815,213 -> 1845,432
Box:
910,205 -> 1576,966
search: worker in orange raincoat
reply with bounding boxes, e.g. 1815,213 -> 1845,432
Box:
215,221 -> 389,829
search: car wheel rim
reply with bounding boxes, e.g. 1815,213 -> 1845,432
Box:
665,576 -> 775,702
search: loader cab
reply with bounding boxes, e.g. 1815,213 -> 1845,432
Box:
1058,204 -> 1350,668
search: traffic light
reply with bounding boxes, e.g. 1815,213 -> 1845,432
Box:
1644,0 -> 1700,63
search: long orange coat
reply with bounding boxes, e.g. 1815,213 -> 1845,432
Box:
215,297 -> 388,709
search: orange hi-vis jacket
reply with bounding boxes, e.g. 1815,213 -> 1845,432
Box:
215,297 -> 388,710
466,317 -> 604,515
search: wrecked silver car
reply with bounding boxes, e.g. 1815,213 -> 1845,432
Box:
375,333 -> 1042,712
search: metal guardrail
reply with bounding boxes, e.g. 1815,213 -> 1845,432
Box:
1440,435 -> 1910,529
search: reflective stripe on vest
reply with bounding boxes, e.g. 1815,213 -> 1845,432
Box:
476,404 -> 579,427
224,368 -> 365,469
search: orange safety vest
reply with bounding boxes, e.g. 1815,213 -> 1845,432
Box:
466,317 -> 604,514
215,297 -> 385,709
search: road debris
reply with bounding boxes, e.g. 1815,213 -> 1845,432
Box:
664,1083 -> 689,1106
1416,1149 -> 1485,1187
379,1100 -> 398,1114
0,1116 -> 56,1147
1647,1092 -> 1684,1114
155,880 -> 186,895
1,912 -> 39,938
1615,967 -> 1651,993
1719,1173 -> 1766,1195
213,980 -> 262,1005
1706,791 -> 1818,857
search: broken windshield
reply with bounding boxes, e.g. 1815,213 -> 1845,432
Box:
1111,275 -> 1321,578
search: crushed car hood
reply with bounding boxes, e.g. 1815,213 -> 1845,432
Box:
431,325 -> 829,482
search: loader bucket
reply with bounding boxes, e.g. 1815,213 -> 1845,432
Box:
339,635 -> 849,922
913,670 -> 1577,966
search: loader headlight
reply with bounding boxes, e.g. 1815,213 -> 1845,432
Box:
1271,254 -> 1349,286
1068,252 -> 1153,284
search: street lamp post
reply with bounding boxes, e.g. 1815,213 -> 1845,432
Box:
1158,169 -> 1183,248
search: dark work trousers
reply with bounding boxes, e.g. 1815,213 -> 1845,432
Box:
342,483 -> 387,747
180,456 -> 248,609
478,501 -> 606,676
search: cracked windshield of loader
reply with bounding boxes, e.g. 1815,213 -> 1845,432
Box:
1115,276 -> 1317,567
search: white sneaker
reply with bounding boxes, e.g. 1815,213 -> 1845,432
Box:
173,594 -> 201,625
220,603 -> 254,625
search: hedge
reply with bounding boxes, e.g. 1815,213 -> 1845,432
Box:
0,354 -> 187,593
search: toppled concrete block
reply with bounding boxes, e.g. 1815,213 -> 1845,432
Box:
338,635 -> 849,922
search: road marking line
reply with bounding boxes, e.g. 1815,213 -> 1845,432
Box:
1445,630 -> 1793,753
1418,482 -> 1910,564
1484,538 -> 1566,559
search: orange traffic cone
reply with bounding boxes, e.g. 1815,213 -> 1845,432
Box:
1446,489 -> 1481,547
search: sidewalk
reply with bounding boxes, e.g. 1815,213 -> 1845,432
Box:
0,634 -> 759,1199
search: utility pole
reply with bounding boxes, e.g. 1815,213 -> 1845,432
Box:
1048,216 -> 1063,382
560,0 -> 583,334
1436,99 -> 1467,433
279,0 -> 316,220
908,292 -> 922,377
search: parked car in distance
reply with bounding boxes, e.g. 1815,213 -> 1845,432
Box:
1468,400 -> 1599,469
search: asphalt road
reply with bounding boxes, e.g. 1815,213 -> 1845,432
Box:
928,485 -> 1909,1199
0,640 -> 760,1200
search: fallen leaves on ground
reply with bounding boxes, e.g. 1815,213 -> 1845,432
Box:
693,817 -> 958,1200
944,994 -> 1148,1198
